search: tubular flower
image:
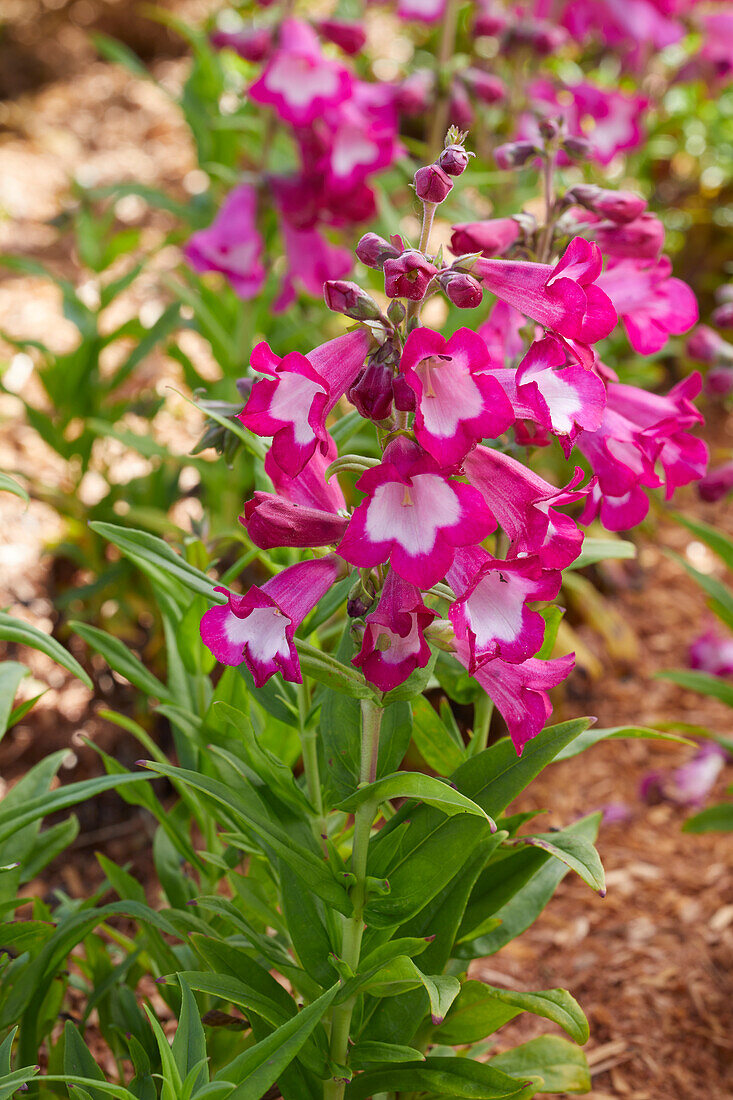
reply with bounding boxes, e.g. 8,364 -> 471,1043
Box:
240,330 -> 370,476
463,445 -> 590,570
353,570 -> 437,692
338,436 -> 496,590
399,327 -> 514,466
200,556 -> 344,686
474,238 -> 617,347
451,217 -> 521,258
447,547 -> 561,671
184,185 -> 266,300
275,220 -> 352,311
596,257 -> 699,355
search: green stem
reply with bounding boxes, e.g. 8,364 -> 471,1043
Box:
537,152 -> 557,263
428,0 -> 461,159
298,679 -> 328,855
469,694 -> 493,756
324,699 -> 383,1100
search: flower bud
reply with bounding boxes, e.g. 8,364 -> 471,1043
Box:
210,27 -> 273,62
324,280 -> 383,321
712,302 -> 733,329
348,359 -> 395,422
706,365 -> 733,396
698,461 -> 733,503
688,325 -> 732,365
448,81 -> 475,130
451,217 -> 521,257
494,140 -> 539,169
424,618 -> 456,652
561,135 -> 593,160
314,18 -> 366,55
347,576 -> 376,619
414,163 -> 454,204
392,373 -> 417,412
356,232 -> 401,269
235,377 -> 254,401
461,68 -> 506,104
538,116 -> 561,140
474,1 -> 507,37
439,144 -> 470,177
396,69 -> 435,115
566,184 -> 647,224
439,271 -> 484,309
383,250 -> 438,301
387,299 -> 406,325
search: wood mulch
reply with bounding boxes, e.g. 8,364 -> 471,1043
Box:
1,14 -> 732,1098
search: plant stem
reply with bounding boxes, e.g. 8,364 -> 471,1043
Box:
298,679 -> 328,855
537,152 -> 557,263
469,694 -> 493,756
405,199 -> 438,333
428,0 -> 460,159
324,699 -> 383,1100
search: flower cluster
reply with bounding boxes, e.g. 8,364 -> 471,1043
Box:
186,15 -> 401,308
201,134 -> 706,756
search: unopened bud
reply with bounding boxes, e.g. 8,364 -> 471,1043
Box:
314,18 -> 366,55
324,280 -> 383,321
356,232 -> 401,269
538,116 -> 561,140
387,299 -> 406,325
439,144 -> 471,177
235,377 -> 254,401
712,302 -> 733,329
439,271 -> 483,309
348,359 -> 394,422
347,576 -> 376,619
689,325 -> 733,365
210,27 -> 273,62
414,163 -> 454,204
461,68 -> 506,104
425,618 -> 455,652
494,140 -> 539,169
561,135 -> 593,160
383,250 -> 438,301
565,184 -> 647,224
392,374 -> 417,412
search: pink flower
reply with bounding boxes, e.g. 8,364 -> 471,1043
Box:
249,18 -> 352,127
478,300 -> 526,368
399,327 -> 514,466
321,82 -> 402,195
597,257 -> 698,355
264,440 -> 346,513
642,742 -> 726,808
397,0 -> 447,22
242,494 -> 348,550
690,627 -> 733,678
210,27 -> 273,62
338,437 -> 496,589
460,68 -> 507,104
475,238 -> 617,346
383,250 -> 438,301
456,641 -> 575,755
240,329 -> 370,476
315,18 -> 367,55
558,0 -> 684,65
184,185 -> 266,300
566,184 -> 647,224
688,325 -> 733,366
463,445 -> 589,569
698,461 -> 733,503
200,556 -> 343,685
275,220 -> 352,310
489,335 -> 607,454
447,547 -> 561,670
523,79 -> 647,165
353,570 -> 437,692
451,218 -> 521,258
586,212 -> 665,261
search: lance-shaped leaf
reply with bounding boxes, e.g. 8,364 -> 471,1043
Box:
683,800 -> 733,833
657,669 -> 733,709
349,1041 -> 425,1069
506,831 -> 605,894
335,773 -> 495,827
344,1055 -> 538,1099
0,611 -> 92,689
89,521 -> 224,602
70,621 -> 173,701
555,724 -> 693,760
0,662 -> 28,740
438,980 -> 589,1045
488,1035 -> 591,1094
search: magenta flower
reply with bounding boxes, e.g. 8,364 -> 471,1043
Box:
322,82 -> 402,195
383,250 -> 438,301
698,461 -> 733,503
456,640 -> 575,755
451,218 -> 521,258
567,185 -> 647,224
397,0 -> 447,22
690,627 -> 733,678
240,330 -> 370,476
596,257 -> 698,355
338,437 -> 496,590
475,237 -> 617,347
587,212 -> 665,261
464,444 -> 589,570
641,742 -> 726,809
557,0 -> 683,67
242,492 -> 347,550
184,185 -> 266,300
200,556 -> 343,686
353,570 -> 437,692
275,220 -> 352,311
399,327 -> 514,466
447,547 -> 561,671
314,18 -> 367,55
523,79 -> 647,165
210,27 -> 273,62
249,18 -> 352,128
264,440 -> 346,514
478,301 -> 526,368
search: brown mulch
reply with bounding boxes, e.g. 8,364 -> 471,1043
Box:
1,13 -> 733,1099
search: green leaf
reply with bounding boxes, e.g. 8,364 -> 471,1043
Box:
64,1022 -> 108,1100
344,1056 -> 538,1099
0,661 -> 28,738
172,978 -> 208,1091
683,801 -> 733,832
89,522 -> 223,602
215,984 -> 339,1099
489,1035 -> 591,1094
565,536 -> 636,570
349,1041 -> 425,1068
665,549 -> 733,633
92,33 -> 154,81
555,724 -> 694,760
0,472 -> 28,502
673,513 -> 733,571
0,611 -> 92,689
439,981 -> 589,1045
69,621 -> 172,701
0,1066 -> 40,1100
507,831 -> 605,894
297,641 -> 372,699
335,772 -> 495,825
656,669 -> 733,708
411,695 -> 465,773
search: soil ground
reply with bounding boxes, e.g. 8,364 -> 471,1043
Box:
0,10 -> 732,1098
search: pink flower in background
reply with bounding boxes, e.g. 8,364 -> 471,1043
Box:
478,301 -> 527,367
315,18 -> 367,55
399,327 -> 514,466
397,0 -> 447,22
641,742 -> 727,808
698,461 -> 733,503
475,238 -> 617,347
321,83 -> 403,195
240,330 -> 369,476
275,221 -> 352,310
463,445 -> 589,570
451,218 -> 521,258
549,0 -> 683,68
448,547 -> 561,670
338,436 -> 496,590
522,79 -> 647,164
249,18 -> 352,127
690,627 -> 733,678
353,570 -> 437,692
264,441 -> 346,514
200,556 -> 343,685
184,185 -> 266,300
457,642 -> 576,755
210,27 -> 273,62
597,257 -> 698,354
585,213 -> 665,261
